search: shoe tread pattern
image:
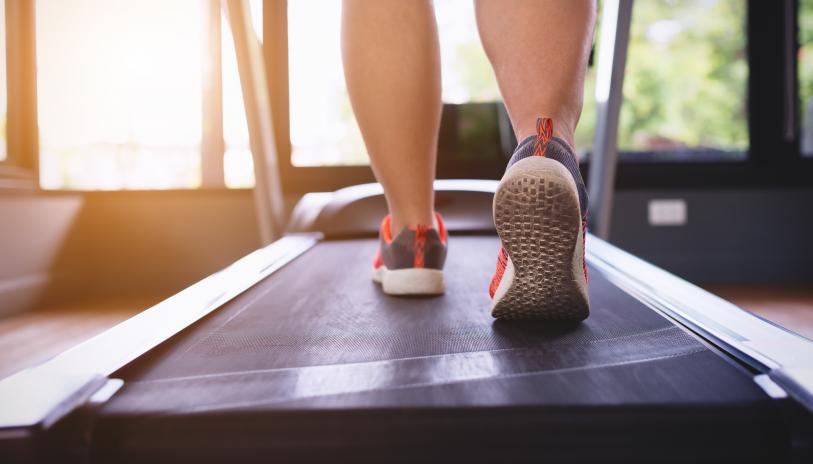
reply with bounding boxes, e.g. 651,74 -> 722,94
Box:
492,158 -> 589,321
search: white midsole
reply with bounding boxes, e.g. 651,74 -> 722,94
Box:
373,267 -> 445,295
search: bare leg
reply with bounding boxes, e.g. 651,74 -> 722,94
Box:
475,0 -> 595,148
342,0 -> 441,233
479,1 -> 595,320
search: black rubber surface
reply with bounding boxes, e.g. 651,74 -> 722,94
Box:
92,237 -> 787,462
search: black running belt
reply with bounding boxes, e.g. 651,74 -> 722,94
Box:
93,237 -> 786,463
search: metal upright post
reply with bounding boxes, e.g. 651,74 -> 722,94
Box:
201,0 -> 226,189
587,0 -> 633,240
223,0 -> 286,245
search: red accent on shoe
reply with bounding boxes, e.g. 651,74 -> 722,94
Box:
533,117 -> 554,157
376,212 -> 446,271
380,215 -> 394,244
372,248 -> 384,269
488,246 -> 509,298
413,225 -> 428,268
434,212 -> 448,244
582,217 -> 588,283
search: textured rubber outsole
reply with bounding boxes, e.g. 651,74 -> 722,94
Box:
373,267 -> 445,295
491,156 -> 589,321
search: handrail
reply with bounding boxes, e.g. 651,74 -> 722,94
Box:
223,0 -> 287,244
587,0 -> 633,240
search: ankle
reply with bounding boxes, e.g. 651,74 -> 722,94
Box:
515,118 -> 576,152
553,129 -> 576,154
390,211 -> 436,236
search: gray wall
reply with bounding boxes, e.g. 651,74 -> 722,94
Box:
0,190 -> 260,316
0,193 -> 83,316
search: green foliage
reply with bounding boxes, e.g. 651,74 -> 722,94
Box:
577,0 -> 748,155
799,0 -> 813,132
455,41 -> 502,102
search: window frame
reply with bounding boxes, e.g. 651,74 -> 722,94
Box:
607,0 -> 812,190
1,0 -> 38,190
4,0 -> 231,192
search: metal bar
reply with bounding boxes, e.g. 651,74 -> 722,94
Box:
201,0 -> 226,188
587,0 -> 633,240
0,234 -> 319,431
263,0 -> 293,184
223,0 -> 286,244
782,0 -> 796,142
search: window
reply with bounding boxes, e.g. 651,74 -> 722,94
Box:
35,0 -> 261,190
222,0 -> 262,188
616,0 -> 748,160
800,0 -> 813,156
287,1 -> 360,166
288,0 -> 748,168
577,0 -> 749,161
21,1 -> 767,190
37,0 -> 203,189
287,0 -> 500,167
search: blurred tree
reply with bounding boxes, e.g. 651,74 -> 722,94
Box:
799,0 -> 813,154
573,1 -> 747,157
628,0 -> 745,152
591,0 -> 746,156
449,0 -> 750,158
294,0 -> 752,166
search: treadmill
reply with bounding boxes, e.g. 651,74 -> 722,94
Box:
2,1 -> 813,462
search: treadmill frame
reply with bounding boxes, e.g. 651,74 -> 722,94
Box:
2,0 -> 812,456
1,221 -> 812,441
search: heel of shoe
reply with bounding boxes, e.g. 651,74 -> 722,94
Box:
382,268 -> 445,295
491,157 -> 589,320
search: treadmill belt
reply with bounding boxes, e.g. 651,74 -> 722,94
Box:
93,236 -> 785,462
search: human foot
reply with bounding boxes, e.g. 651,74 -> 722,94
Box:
489,118 -> 589,320
373,213 -> 447,295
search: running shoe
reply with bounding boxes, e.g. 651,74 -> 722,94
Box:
372,213 -> 447,295
489,117 -> 589,320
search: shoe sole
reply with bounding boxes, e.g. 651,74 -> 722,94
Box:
373,267 -> 445,295
491,156 -> 589,321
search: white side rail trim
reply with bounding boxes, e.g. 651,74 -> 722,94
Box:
587,233 -> 813,411
0,234 -> 319,431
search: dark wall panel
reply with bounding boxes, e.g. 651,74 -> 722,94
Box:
610,189 -> 813,284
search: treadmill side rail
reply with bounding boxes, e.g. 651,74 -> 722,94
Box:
772,368 -> 813,410
587,234 -> 813,412
0,234 -> 319,434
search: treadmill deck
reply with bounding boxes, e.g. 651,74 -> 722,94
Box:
92,236 -> 785,462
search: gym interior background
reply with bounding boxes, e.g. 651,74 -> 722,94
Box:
0,0 -> 811,380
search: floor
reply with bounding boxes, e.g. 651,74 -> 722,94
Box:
0,286 -> 810,381
0,296 -> 157,380
705,285 -> 813,340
